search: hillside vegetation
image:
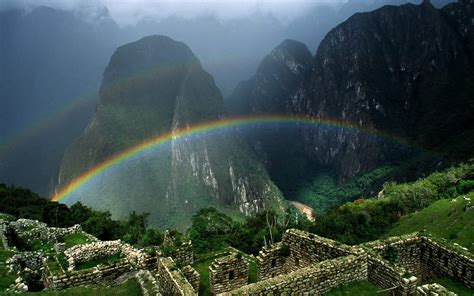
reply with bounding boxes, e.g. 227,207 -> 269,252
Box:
310,161 -> 474,245
388,193 -> 474,249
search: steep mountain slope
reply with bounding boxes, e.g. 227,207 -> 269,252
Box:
298,0 -> 473,181
227,40 -> 316,192
228,0 -> 474,204
57,36 -> 284,229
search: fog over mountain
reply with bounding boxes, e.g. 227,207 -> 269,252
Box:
0,0 -> 454,196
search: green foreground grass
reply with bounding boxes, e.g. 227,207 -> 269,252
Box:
427,277 -> 474,296
326,281 -> 381,296
7,278 -> 142,296
388,193 -> 474,250
61,233 -> 92,249
0,246 -> 16,291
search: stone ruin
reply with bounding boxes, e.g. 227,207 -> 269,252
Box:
210,229 -> 473,295
1,215 -> 473,295
209,253 -> 249,294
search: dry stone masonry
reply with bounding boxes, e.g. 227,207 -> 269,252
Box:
417,283 -> 456,295
157,257 -> 198,295
1,214 -> 472,295
209,253 -> 249,294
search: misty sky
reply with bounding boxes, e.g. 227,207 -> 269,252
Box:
0,0 -> 347,25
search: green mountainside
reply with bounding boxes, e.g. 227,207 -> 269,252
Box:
227,0 -> 474,217
57,36 -> 284,230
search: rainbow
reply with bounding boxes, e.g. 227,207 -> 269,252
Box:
50,114 -> 414,203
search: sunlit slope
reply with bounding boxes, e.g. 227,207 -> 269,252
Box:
388,193 -> 474,250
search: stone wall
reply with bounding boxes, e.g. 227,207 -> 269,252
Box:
420,236 -> 474,289
182,265 -> 200,292
362,233 -> 474,294
163,230 -> 194,267
364,233 -> 422,277
366,253 -> 419,296
64,240 -> 122,271
223,252 -> 367,295
121,244 -> 156,270
282,229 -> 354,272
43,259 -> 132,290
8,219 -> 93,245
136,269 -> 160,296
7,251 -> 46,292
416,283 -> 456,295
210,253 -> 249,294
156,257 -> 197,296
256,242 -> 291,281
0,220 -> 9,249
173,241 -> 194,267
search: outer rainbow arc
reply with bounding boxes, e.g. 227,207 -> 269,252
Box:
50,114 -> 411,203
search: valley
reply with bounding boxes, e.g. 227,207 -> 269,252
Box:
0,0 -> 473,294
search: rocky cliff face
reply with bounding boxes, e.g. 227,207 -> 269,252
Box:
227,40 -> 315,191
58,36 -> 284,229
300,0 -> 473,180
229,0 -> 474,189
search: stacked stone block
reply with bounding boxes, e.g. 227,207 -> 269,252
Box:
182,265 -> 200,291
364,233 -> 422,278
0,220 -> 10,249
420,236 -> 473,289
173,241 -> 194,267
157,257 -> 197,296
209,253 -> 249,294
223,252 -> 367,295
43,260 -> 132,290
64,240 -> 122,271
282,229 -> 354,272
136,269 -> 160,296
416,283 -> 456,295
256,242 -> 290,281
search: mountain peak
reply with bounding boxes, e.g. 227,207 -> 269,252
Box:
102,35 -> 198,86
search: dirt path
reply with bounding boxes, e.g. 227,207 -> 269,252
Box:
288,201 -> 315,222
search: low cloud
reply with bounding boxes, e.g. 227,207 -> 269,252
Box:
0,0 -> 347,26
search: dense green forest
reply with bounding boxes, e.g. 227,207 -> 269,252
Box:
310,161 -> 474,247
0,184 -> 163,247
1,159 -> 473,255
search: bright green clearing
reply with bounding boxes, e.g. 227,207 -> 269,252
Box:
326,281 -> 382,296
0,247 -> 17,292
11,278 -> 142,295
75,253 -> 123,270
425,277 -> 473,296
61,233 -> 92,249
388,193 -> 474,250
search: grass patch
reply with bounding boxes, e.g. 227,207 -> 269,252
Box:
28,240 -> 53,253
16,278 -> 142,295
388,193 -> 474,250
75,253 -> 123,270
326,281 -> 382,296
0,248 -> 17,292
61,233 -> 92,249
248,258 -> 257,283
46,256 -> 64,275
425,277 -> 473,296
193,256 -> 216,296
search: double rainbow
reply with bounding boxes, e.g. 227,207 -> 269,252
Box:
50,114 -> 411,203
